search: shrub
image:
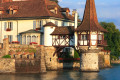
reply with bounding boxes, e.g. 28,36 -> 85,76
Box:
74,49 -> 80,58
2,55 -> 11,58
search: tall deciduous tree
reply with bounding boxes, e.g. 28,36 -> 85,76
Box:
100,22 -> 120,58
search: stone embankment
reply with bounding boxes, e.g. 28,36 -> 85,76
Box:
111,60 -> 120,64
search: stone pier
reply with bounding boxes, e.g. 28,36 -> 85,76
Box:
80,49 -> 100,72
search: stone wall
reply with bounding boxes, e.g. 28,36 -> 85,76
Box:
15,59 -> 41,73
0,58 -> 46,73
111,60 -> 120,64
44,46 -> 59,70
80,53 -> 99,71
99,51 -> 111,68
0,58 -> 15,73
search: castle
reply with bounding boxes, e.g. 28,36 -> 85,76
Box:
0,0 -> 111,72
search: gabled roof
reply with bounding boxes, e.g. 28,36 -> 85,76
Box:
51,26 -> 74,35
20,29 -> 40,34
0,0 -> 80,22
75,0 -> 107,32
43,22 -> 57,27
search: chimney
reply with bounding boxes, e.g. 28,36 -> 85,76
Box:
73,9 -> 78,29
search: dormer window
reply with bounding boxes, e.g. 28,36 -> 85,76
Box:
8,5 -> 18,15
47,5 -> 57,14
61,8 -> 70,16
0,7 -> 4,14
55,7 -> 57,14
0,11 -> 4,14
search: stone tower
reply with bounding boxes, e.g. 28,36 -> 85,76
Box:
75,0 -> 108,71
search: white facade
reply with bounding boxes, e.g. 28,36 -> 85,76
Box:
44,26 -> 55,46
0,19 -> 74,46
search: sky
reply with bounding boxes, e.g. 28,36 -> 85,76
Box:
58,0 -> 120,30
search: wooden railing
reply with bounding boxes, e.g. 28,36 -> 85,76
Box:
97,40 -> 107,46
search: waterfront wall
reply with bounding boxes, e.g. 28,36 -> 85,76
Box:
15,59 -> 41,73
0,59 -> 46,73
0,58 -> 15,73
111,60 -> 120,64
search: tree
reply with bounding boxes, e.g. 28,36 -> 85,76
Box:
100,22 -> 120,58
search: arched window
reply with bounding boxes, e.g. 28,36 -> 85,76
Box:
23,35 -> 26,44
27,36 -> 31,45
32,35 -> 36,42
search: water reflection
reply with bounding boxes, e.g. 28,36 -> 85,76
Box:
0,64 -> 120,80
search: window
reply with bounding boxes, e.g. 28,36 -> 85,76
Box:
8,35 -> 13,43
55,9 -> 57,14
27,36 -> 31,45
33,20 -> 43,30
98,35 -> 102,40
59,35 -> 65,39
4,35 -> 13,42
61,22 -> 63,26
69,23 -> 72,26
81,35 -> 87,40
0,11 -> 3,14
9,10 -> 14,15
63,22 -> 67,26
32,35 -> 36,42
23,35 -> 26,44
55,21 -> 58,26
4,22 -> 13,31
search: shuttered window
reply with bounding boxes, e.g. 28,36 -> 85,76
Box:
8,35 -> 13,42
33,20 -> 43,29
4,22 -> 13,31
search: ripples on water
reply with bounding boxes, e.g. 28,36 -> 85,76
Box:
0,64 -> 120,80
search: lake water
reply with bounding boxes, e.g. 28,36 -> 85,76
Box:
0,64 -> 120,80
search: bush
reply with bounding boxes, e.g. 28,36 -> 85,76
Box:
74,49 -> 80,58
2,55 -> 11,58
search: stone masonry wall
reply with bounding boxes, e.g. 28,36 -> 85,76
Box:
36,45 -> 46,72
80,53 -> 99,71
15,59 -> 41,73
0,59 -> 15,73
99,51 -> 111,68
44,46 -> 60,70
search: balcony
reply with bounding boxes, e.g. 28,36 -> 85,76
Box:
97,40 -> 107,46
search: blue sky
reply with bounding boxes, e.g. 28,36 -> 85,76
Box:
58,0 -> 120,30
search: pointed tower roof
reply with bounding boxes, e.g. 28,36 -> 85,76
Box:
75,0 -> 107,32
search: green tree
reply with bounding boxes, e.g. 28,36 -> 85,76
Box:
100,22 -> 120,58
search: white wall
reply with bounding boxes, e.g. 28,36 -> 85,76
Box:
44,27 -> 55,46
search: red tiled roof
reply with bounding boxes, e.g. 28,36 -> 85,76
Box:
75,0 -> 107,32
0,0 -> 80,22
47,5 -> 56,10
43,22 -> 57,27
51,26 -> 74,35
